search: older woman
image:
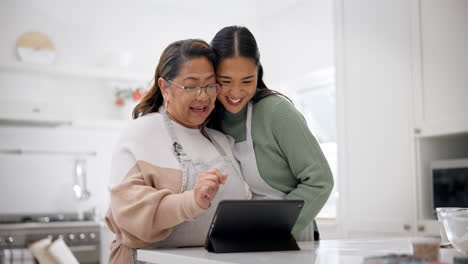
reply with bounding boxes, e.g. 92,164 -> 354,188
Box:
105,39 -> 250,263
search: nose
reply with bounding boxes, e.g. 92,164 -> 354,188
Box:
224,83 -> 245,97
196,87 -> 210,101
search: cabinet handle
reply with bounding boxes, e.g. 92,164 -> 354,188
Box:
403,224 -> 411,231
414,128 -> 421,134
417,225 -> 425,232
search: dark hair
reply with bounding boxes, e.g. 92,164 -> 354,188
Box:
132,39 -> 216,119
208,26 -> 289,130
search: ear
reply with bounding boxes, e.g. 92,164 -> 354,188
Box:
158,77 -> 169,98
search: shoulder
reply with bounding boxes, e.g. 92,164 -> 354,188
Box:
118,112 -> 166,144
253,95 -> 302,122
254,94 -> 290,111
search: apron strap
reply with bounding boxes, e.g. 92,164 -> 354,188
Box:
203,127 -> 227,157
161,107 -> 227,162
245,102 -> 254,144
161,107 -> 188,163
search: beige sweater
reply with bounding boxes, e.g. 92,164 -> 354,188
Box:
105,113 -> 242,263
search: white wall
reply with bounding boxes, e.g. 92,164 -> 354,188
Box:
1,0 -> 334,88
0,126 -> 120,216
256,0 -> 335,92
0,0 -> 335,119
0,0 -> 261,74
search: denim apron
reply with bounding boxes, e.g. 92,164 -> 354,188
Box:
232,102 -> 317,242
131,109 -> 250,263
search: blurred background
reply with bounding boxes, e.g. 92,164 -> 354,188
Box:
1,0 -> 467,263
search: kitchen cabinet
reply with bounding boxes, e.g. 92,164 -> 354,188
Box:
336,0 -> 468,238
336,0 -> 416,238
413,133 -> 468,237
413,0 -> 468,137
411,0 -> 468,236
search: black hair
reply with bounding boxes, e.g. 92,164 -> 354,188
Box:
132,39 -> 216,137
133,39 -> 216,119
208,26 -> 290,130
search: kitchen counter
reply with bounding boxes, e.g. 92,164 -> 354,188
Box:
137,238 -> 465,264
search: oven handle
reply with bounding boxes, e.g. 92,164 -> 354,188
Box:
69,245 -> 98,252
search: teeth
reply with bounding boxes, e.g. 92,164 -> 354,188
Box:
229,98 -> 241,103
191,106 -> 205,111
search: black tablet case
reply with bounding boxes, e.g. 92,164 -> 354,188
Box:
204,200 -> 304,253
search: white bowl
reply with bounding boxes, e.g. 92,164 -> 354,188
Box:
440,208 -> 468,255
436,207 -> 463,244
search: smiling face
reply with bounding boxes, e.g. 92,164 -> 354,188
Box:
160,57 -> 217,128
216,56 -> 258,114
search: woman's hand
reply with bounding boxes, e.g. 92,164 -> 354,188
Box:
193,169 -> 228,209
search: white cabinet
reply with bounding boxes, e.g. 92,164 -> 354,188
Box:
336,0 -> 468,238
414,134 -> 468,237
412,0 -> 468,236
413,0 -> 468,137
336,0 -> 416,237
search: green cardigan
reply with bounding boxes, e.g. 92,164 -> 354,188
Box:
221,94 -> 334,235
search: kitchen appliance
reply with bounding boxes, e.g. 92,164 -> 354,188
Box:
0,213 -> 100,264
432,158 -> 468,213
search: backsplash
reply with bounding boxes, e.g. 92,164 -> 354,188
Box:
0,125 -> 120,219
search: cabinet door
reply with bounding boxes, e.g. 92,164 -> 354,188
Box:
414,220 -> 440,237
336,0 -> 416,237
414,0 -> 468,136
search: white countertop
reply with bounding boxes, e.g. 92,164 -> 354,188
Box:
137,238 -> 465,264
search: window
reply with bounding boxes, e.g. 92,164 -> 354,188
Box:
291,68 -> 338,219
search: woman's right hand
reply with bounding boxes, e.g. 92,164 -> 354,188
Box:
193,169 -> 228,209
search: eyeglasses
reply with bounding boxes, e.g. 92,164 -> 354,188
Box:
164,79 -> 221,98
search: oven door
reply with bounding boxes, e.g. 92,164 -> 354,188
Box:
70,244 -> 100,264
1,245 -> 100,264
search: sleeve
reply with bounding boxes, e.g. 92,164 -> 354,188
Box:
270,100 -> 335,235
105,143 -> 205,249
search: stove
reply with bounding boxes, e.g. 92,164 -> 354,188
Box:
0,213 -> 100,264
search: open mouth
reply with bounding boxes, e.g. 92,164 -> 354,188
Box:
226,97 -> 243,106
190,105 -> 208,114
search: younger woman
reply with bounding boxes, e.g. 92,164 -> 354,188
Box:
209,26 -> 334,241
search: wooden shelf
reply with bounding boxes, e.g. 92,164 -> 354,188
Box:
0,61 -> 151,82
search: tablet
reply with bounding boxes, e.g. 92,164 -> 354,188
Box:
204,200 -> 304,253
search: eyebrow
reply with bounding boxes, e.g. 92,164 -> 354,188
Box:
183,74 -> 215,81
218,75 -> 255,80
